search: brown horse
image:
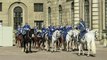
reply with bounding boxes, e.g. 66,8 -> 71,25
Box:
16,34 -> 23,48
58,35 -> 66,50
33,32 -> 43,50
23,30 -> 32,53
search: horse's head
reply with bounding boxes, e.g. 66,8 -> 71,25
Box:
56,30 -> 61,38
86,28 -> 90,32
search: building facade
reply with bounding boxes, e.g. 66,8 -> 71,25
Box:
0,0 -> 107,39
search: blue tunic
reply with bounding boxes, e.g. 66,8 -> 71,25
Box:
78,20 -> 87,39
47,26 -> 55,40
41,27 -> 47,38
66,26 -> 72,32
17,27 -> 23,36
78,21 -> 86,31
34,27 -> 38,34
42,27 -> 47,33
23,24 -> 31,31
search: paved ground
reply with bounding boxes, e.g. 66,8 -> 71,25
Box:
0,42 -> 107,60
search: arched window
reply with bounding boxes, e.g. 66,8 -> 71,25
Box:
71,2 -> 74,26
14,6 -> 23,29
84,0 -> 89,27
48,7 -> 51,25
105,0 -> 107,29
59,5 -> 62,25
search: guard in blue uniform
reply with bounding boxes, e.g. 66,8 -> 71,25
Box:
66,25 -> 72,32
23,23 -> 31,41
34,26 -> 38,34
48,25 -> 55,40
23,23 -> 31,31
77,18 -> 87,39
61,25 -> 67,41
41,26 -> 47,38
17,25 -> 23,36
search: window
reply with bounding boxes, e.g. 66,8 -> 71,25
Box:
0,3 -> 2,11
14,6 -> 23,29
59,5 -> 62,25
48,7 -> 51,25
34,3 -> 43,12
34,21 -> 43,29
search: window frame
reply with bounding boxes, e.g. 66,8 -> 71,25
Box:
34,3 -> 43,12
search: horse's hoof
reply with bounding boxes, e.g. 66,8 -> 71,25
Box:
72,49 -> 75,51
91,54 -> 96,57
78,53 -> 80,56
25,51 -> 28,53
29,51 -> 32,53
47,49 -> 50,52
87,55 -> 90,57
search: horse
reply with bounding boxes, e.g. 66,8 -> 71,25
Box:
71,29 -> 80,51
44,33 -> 51,51
78,29 -> 97,57
66,30 -> 74,51
51,30 -> 61,52
58,33 -> 66,51
15,33 -> 23,48
23,30 -> 32,53
33,31 -> 44,50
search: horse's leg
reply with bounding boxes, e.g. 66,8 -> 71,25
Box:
56,40 -> 59,50
18,39 -> 21,48
46,39 -> 50,51
23,41 -> 26,52
28,41 -> 32,52
78,43 -> 81,56
66,41 -> 69,51
91,40 -> 96,57
72,40 -> 75,51
61,38 -> 64,50
34,39 -> 37,48
16,40 -> 18,47
45,40 -> 48,51
48,40 -> 50,51
55,41 -> 57,51
87,42 -> 90,56
25,42 -> 28,53
82,43 -> 85,55
41,38 -> 45,50
52,41 -> 55,52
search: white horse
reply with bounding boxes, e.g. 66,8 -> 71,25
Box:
72,29 -> 80,50
66,30 -> 73,51
51,30 -> 61,52
78,29 -> 96,57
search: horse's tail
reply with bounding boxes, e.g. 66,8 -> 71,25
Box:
91,38 -> 96,55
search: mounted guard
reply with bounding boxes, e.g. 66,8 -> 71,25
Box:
77,18 -> 87,40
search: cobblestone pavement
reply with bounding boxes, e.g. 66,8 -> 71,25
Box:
0,42 -> 107,60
